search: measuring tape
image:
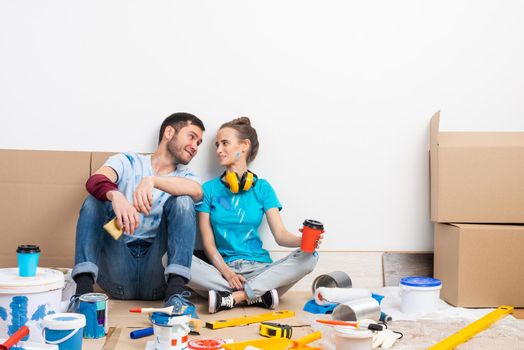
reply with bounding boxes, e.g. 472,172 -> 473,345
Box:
259,322 -> 293,339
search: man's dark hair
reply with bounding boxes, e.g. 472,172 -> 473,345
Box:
158,112 -> 205,144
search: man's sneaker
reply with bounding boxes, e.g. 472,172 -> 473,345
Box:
67,294 -> 81,313
246,289 -> 279,309
164,291 -> 199,319
208,290 -> 235,314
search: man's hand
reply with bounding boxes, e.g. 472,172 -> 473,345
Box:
223,270 -> 246,290
108,191 -> 140,234
134,176 -> 154,215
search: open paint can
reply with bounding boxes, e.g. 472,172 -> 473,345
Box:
43,313 -> 85,350
0,268 -> 64,343
311,271 -> 352,295
78,293 -> 108,339
187,338 -> 227,350
332,298 -> 381,322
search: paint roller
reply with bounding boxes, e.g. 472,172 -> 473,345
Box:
314,287 -> 371,305
0,326 -> 29,350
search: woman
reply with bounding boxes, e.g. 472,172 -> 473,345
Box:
188,117 -> 321,313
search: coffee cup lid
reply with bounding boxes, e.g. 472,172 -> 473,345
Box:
303,219 -> 324,230
17,245 -> 40,253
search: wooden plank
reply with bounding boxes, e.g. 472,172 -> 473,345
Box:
383,252 -> 434,286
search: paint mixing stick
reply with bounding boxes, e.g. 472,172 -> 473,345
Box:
0,326 -> 29,350
129,306 -> 174,315
103,218 -> 123,240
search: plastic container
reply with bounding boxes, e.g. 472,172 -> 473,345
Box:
0,267 -> 65,343
17,245 -> 41,277
43,313 -> 85,350
400,276 -> 442,314
334,326 -> 373,350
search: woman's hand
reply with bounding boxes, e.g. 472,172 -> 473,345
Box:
315,233 -> 324,249
223,270 -> 246,290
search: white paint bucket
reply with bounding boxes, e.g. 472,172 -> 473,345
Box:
399,276 -> 442,314
151,313 -> 190,350
334,326 -> 373,350
0,268 -> 65,343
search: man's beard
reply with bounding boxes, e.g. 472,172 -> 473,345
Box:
167,140 -> 190,165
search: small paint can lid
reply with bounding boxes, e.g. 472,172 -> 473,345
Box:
188,338 -> 226,350
43,313 -> 86,330
0,268 -> 64,293
400,276 -> 442,287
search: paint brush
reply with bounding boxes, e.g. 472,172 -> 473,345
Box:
0,325 -> 29,350
129,306 -> 175,315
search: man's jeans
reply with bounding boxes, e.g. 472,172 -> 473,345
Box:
72,195 -> 196,300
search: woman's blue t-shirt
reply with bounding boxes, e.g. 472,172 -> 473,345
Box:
196,176 -> 282,263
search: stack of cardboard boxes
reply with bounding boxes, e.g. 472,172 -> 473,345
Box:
430,111 -> 524,307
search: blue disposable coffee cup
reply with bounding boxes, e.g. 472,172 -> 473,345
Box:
17,245 -> 40,277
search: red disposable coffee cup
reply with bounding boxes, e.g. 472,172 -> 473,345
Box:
300,219 -> 324,253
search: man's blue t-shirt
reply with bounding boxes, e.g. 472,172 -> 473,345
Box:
104,152 -> 199,243
196,176 -> 282,263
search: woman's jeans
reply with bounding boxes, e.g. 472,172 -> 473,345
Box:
72,195 -> 196,300
188,250 -> 318,300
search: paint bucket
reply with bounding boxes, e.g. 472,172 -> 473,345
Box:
150,313 -> 190,350
399,276 -> 442,314
43,313 -> 85,350
334,326 -> 373,350
332,298 -> 381,322
0,268 -> 65,343
187,338 -> 227,350
78,293 -> 108,339
311,271 -> 352,295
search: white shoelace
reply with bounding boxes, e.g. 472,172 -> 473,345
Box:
247,296 -> 263,305
221,294 -> 235,308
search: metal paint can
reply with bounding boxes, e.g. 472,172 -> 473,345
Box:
332,297 -> 381,322
311,271 -> 352,295
78,293 -> 108,339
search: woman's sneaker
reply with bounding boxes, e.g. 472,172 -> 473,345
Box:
208,290 -> 235,314
246,289 -> 279,309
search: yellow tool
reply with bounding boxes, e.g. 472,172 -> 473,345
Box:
259,322 -> 292,339
205,310 -> 295,330
223,331 -> 321,350
429,305 -> 514,350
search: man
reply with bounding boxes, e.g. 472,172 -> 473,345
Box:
71,112 -> 205,316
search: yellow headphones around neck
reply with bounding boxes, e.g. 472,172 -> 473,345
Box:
221,170 -> 258,194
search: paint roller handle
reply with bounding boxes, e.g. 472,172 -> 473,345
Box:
0,326 -> 29,350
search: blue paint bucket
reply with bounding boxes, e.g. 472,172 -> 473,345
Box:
78,293 -> 108,339
43,313 -> 85,350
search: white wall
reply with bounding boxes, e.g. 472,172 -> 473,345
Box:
2,1 -> 524,251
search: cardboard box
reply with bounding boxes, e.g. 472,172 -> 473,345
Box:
434,223 -> 524,307
0,150 -> 116,268
430,111 -> 524,223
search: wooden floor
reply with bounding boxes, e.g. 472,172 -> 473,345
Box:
513,308 -> 524,319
